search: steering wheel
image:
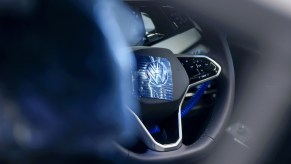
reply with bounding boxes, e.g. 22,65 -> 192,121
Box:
115,36 -> 235,163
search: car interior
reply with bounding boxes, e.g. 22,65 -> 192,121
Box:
1,0 -> 291,164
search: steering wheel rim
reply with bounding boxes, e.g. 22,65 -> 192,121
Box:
114,33 -> 235,163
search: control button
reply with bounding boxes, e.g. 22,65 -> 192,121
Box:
197,68 -> 200,73
201,74 -> 207,78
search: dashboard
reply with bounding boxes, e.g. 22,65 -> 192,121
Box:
125,1 -> 209,54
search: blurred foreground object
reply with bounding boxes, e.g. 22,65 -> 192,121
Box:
0,0 -> 141,162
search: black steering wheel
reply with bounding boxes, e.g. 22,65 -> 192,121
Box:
115,35 -> 235,163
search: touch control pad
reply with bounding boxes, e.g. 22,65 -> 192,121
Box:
178,56 -> 220,85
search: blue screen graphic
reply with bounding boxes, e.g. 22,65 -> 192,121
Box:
132,56 -> 173,101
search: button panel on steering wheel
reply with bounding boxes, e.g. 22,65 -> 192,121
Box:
178,55 -> 221,86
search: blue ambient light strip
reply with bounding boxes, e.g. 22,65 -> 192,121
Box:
181,81 -> 211,117
132,56 -> 173,101
149,81 -> 211,134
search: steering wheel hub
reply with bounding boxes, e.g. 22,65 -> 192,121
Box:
128,47 -> 222,152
